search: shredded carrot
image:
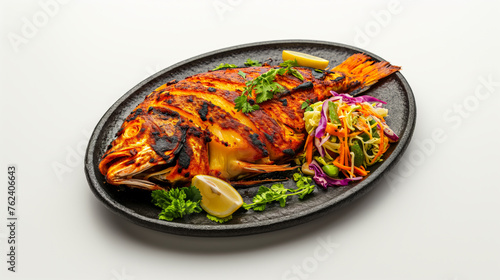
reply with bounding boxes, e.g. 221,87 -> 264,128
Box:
325,123 -> 344,137
356,116 -> 373,139
325,123 -> 360,138
369,123 -> 386,164
362,104 -> 385,122
344,140 -> 350,167
305,134 -> 313,165
348,131 -> 362,137
332,160 -> 351,171
337,103 -> 349,115
342,118 -> 350,166
342,118 -> 350,135
358,108 -> 371,117
341,170 -> 350,178
362,127 -> 372,139
338,137 -> 344,165
334,156 -> 367,177
354,166 -> 368,176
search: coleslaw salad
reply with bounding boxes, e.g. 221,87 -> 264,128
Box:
297,91 -> 399,188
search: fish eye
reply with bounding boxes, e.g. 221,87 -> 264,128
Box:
123,122 -> 141,138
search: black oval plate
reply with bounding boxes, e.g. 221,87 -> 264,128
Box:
84,40 -> 416,237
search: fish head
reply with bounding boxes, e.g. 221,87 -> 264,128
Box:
98,106 -> 189,190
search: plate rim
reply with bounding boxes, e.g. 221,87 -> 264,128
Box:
84,39 -> 416,237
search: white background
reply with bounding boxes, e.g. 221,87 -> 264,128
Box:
1,1 -> 499,279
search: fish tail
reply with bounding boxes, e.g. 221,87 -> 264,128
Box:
329,53 -> 401,95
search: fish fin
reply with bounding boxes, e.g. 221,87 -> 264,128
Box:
230,177 -> 289,187
111,178 -> 163,191
235,161 -> 298,173
330,53 -> 401,95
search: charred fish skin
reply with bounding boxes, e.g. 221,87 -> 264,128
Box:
98,53 -> 401,190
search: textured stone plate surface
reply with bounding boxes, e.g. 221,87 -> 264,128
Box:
84,40 -> 416,237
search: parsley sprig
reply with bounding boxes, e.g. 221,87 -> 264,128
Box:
151,186 -> 203,221
234,92 -> 259,113
279,59 -> 304,81
207,214 -> 233,223
301,99 -> 314,112
244,58 -> 262,67
242,173 -> 315,211
234,59 -> 304,113
212,63 -> 238,71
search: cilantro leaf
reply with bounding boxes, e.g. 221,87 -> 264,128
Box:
293,175 -> 315,199
242,174 -> 315,212
238,70 -> 247,79
292,173 -> 302,181
252,204 -> 267,212
151,188 -> 185,208
158,199 -> 202,221
151,188 -> 202,221
276,68 -> 287,76
289,68 -> 304,81
301,100 -> 311,110
234,95 -> 259,113
280,59 -> 300,67
244,58 -> 262,67
234,60 -> 304,112
249,69 -> 284,104
212,63 -> 238,71
280,60 -> 304,81
207,214 -> 233,223
256,185 -> 271,196
181,186 -> 202,202
301,99 -> 313,111
255,82 -> 283,103
270,184 -> 288,195
235,69 -> 283,112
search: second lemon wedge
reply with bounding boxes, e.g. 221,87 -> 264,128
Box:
192,175 -> 243,218
282,50 -> 329,69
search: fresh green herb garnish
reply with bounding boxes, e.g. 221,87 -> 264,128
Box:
207,214 -> 233,223
242,173 -> 315,211
243,184 -> 288,211
280,59 -> 299,67
280,59 -> 304,81
238,70 -> 246,79
151,186 -> 202,221
293,173 -> 315,191
328,101 -> 340,124
212,63 -> 238,71
235,68 -> 284,113
234,60 -> 304,113
244,58 -> 262,67
301,99 -> 314,112
234,94 -> 260,113
252,69 -> 286,103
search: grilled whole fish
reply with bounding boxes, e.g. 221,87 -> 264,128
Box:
99,54 -> 400,190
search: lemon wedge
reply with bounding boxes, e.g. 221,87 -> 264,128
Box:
282,50 -> 329,69
192,175 -> 243,218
